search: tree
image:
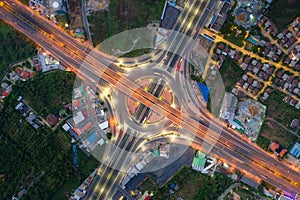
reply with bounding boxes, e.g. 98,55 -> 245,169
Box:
106,132 -> 112,140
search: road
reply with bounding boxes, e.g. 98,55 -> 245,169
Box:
87,0 -> 217,198
81,0 -> 92,45
1,0 -> 300,198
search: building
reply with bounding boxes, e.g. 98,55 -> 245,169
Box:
99,120 -> 108,130
240,175 -> 260,189
192,151 -> 206,172
228,119 -> 245,134
234,99 -> 266,140
160,1 -> 180,29
269,141 -> 287,157
290,119 -> 299,128
46,114 -> 58,126
210,1 -> 232,33
26,113 -> 40,129
289,142 -> 300,158
219,92 -> 238,121
73,111 -> 85,125
198,83 -> 210,103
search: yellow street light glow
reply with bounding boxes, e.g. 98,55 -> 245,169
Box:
187,21 -> 192,30
118,59 -> 124,65
99,187 -> 105,195
181,0 -> 197,25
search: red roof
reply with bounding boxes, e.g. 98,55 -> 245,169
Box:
2,91 -> 9,97
144,196 -> 151,200
73,100 -> 82,109
35,65 -> 42,71
80,122 -> 92,133
234,54 -> 240,61
29,72 -> 34,78
244,57 -> 251,64
218,43 -> 225,50
277,70 -> 284,78
279,149 -> 287,157
82,109 -> 89,118
15,67 -> 22,75
269,141 -> 279,151
64,103 -> 72,110
46,114 -> 58,125
21,71 -> 29,80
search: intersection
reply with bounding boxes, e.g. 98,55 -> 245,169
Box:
1,0 -> 300,199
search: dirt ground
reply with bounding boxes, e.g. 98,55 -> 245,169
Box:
68,0 -> 83,29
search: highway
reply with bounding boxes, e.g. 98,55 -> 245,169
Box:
1,0 -> 300,198
88,1 -> 216,198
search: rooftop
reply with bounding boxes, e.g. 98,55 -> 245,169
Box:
160,3 -> 180,29
289,142 -> 300,158
192,151 -> 206,168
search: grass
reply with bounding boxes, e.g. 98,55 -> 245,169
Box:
138,176 -> 158,194
55,14 -> 69,29
52,150 -> 98,200
260,120 -> 297,148
256,134 -> 272,151
0,19 -> 36,78
53,129 -> 71,151
266,0 -> 300,30
139,167 -> 233,200
16,71 -> 75,117
263,89 -> 300,128
221,20 -> 246,47
77,150 -> 98,177
87,0 -> 164,46
52,176 -> 80,200
219,58 -> 244,92
18,0 -> 28,5
224,34 -> 245,47
121,48 -> 151,58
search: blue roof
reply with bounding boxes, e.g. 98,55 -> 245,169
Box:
247,36 -> 258,45
197,83 -> 210,102
73,144 -> 78,167
289,142 -> 300,158
169,1 -> 176,7
87,132 -> 97,144
209,14 -> 217,25
170,182 -> 176,189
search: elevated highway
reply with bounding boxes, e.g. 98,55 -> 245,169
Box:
0,0 -> 299,198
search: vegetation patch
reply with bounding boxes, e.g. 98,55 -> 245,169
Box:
139,167 -> 233,200
219,58 -> 244,92
220,19 -> 246,47
16,71 -> 75,117
256,134 -> 272,151
0,20 -> 36,78
260,120 -> 297,148
0,90 -> 97,200
121,48 -> 151,58
263,89 -> 300,128
87,0 -> 164,46
266,0 -> 300,30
